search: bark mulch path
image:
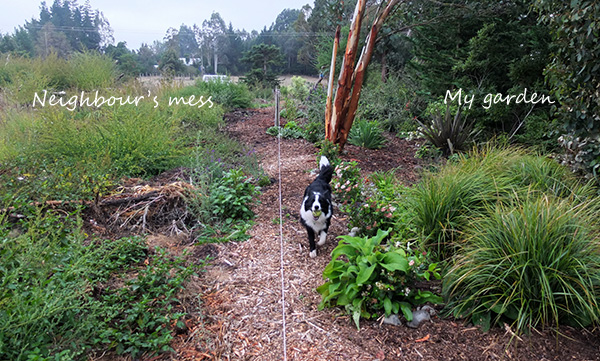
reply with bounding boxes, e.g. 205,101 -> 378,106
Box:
175,107 -> 600,361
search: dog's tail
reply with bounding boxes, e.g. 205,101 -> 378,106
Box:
317,156 -> 333,183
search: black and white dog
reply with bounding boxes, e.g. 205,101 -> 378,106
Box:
300,156 -> 334,258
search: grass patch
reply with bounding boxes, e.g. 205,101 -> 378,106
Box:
190,78 -> 253,110
0,85 -> 228,204
0,52 -> 116,105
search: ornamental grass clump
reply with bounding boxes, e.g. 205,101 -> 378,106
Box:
443,195 -> 600,332
410,145 -> 597,260
410,156 -> 512,259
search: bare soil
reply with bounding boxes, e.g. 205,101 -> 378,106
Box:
162,107 -> 599,361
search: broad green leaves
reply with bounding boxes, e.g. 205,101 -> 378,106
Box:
318,228 -> 442,329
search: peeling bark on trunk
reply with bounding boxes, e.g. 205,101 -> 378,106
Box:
325,25 -> 341,141
338,0 -> 400,150
328,0 -> 367,146
327,0 -> 401,151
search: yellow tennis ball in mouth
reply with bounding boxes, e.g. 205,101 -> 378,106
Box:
313,210 -> 322,217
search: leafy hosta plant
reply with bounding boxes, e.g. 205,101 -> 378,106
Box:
317,229 -> 442,329
266,121 -> 305,139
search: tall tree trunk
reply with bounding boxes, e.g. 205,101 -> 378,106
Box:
326,0 -> 401,151
337,0 -> 400,150
325,25 -> 341,141
328,0 -> 367,147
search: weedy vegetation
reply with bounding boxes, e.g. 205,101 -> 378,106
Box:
0,53 -> 265,359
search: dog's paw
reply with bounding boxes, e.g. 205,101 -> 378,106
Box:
317,233 -> 327,246
309,250 -> 317,258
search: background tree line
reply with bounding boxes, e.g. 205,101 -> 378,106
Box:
0,0 -> 597,178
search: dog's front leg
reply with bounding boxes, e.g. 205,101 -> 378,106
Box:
317,231 -> 327,246
317,218 -> 330,246
307,228 -> 317,258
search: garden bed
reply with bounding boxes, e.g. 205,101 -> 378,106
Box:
172,106 -> 600,361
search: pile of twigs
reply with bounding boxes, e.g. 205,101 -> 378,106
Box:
102,181 -> 198,235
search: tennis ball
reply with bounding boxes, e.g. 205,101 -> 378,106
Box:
313,210 -> 322,217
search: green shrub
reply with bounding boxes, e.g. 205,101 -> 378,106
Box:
332,162 -> 417,240
39,53 -> 71,90
288,76 -> 310,101
317,229 -> 442,329
357,72 -> 419,133
34,103 -> 184,177
556,134 -> 600,182
280,94 -> 304,121
512,112 -> 558,152
443,195 -> 600,332
316,139 -> 340,164
266,121 -> 305,139
67,51 -> 115,90
192,78 -> 253,110
0,53 -> 115,105
250,85 -> 274,103
306,85 -> 326,125
209,169 -> 259,222
347,119 -> 386,149
0,56 -> 50,105
303,119 -> 325,143
332,160 -> 364,210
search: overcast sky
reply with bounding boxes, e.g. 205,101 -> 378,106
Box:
0,0 -> 313,49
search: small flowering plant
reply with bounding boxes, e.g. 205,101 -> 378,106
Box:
332,161 -> 363,209
333,161 -> 415,238
317,229 -> 442,329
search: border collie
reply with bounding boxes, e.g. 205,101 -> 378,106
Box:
300,156 -> 334,258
